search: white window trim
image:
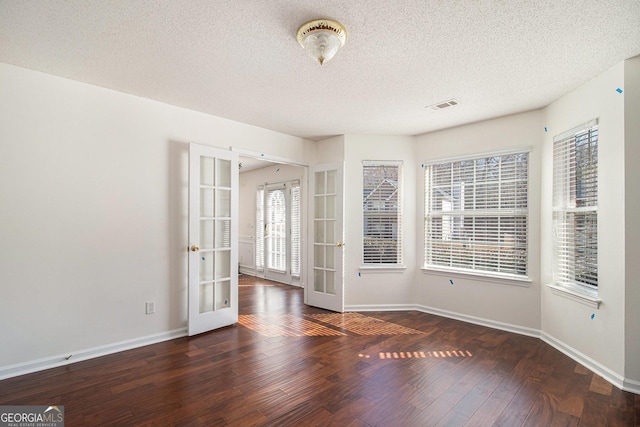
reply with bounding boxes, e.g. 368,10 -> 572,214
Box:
359,265 -> 407,273
255,185 -> 264,271
551,119 -> 599,300
423,147 -> 532,282
290,180 -> 301,278
546,284 -> 602,309
423,146 -> 533,167
362,160 -> 404,267
421,266 -> 531,287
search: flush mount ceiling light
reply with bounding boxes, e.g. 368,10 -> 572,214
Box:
296,19 -> 347,65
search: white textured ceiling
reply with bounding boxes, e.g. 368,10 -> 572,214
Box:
1,1 -> 639,140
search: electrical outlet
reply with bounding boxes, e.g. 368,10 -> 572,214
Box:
146,301 -> 155,314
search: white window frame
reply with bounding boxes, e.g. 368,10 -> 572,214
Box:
362,161 -> 404,269
255,186 -> 264,270
550,119 -> 599,301
423,148 -> 530,282
265,185 -> 287,272
291,180 -> 301,277
255,180 -> 302,277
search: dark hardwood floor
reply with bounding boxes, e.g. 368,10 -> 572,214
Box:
1,276 -> 638,426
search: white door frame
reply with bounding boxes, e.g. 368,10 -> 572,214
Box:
234,148 -> 308,291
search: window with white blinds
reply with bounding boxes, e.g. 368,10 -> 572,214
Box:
363,161 -> 403,265
266,187 -> 287,271
424,151 -> 529,278
255,186 -> 264,270
291,181 -> 301,277
552,120 -> 598,291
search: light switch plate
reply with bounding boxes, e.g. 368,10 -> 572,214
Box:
146,301 -> 155,314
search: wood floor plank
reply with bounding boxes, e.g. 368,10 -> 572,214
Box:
580,391 -> 611,427
434,409 -> 471,427
450,369 -> 506,418
372,400 -> 424,427
590,374 -> 614,396
409,373 -> 459,410
415,389 -> 466,426
463,372 -> 519,426
522,391 -> 557,427
357,384 -> 420,425
0,276 -> 637,426
492,377 -> 543,426
556,368 -> 592,418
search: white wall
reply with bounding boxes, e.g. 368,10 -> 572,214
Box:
315,136 -> 345,164
342,135 -> 416,307
0,62 -> 314,369
412,111 -> 543,331
624,56 -> 640,385
541,63 -> 626,377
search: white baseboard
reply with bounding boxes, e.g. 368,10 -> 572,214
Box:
623,378 -> 640,395
0,328 -> 187,381
239,265 -> 256,276
345,303 -> 415,312
346,303 -> 539,338
415,304 -> 541,338
344,303 -> 639,395
540,332 -> 640,394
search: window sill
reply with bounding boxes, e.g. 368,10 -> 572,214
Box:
421,266 -> 531,287
359,265 -> 407,274
547,284 -> 601,309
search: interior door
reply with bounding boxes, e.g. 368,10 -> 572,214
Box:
307,163 -> 344,312
188,143 -> 238,336
264,182 -> 291,284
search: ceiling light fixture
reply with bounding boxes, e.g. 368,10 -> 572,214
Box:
296,19 -> 347,65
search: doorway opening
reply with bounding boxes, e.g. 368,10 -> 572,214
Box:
238,155 -> 306,289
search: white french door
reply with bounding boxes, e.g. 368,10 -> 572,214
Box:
307,163 -> 344,312
188,143 -> 238,336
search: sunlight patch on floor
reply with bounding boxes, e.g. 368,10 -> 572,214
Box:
239,312 -> 426,337
357,350 -> 473,360
238,314 -> 346,337
305,313 -> 425,336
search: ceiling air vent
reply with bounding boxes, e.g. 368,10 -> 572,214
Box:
427,99 -> 459,111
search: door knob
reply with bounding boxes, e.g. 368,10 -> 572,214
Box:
336,242 -> 345,247
190,245 -> 200,252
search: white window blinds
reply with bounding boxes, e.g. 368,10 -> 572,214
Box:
424,151 -> 529,277
266,186 -> 287,272
255,186 -> 264,270
291,180 -> 301,277
363,161 -> 403,265
552,120 -> 598,290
